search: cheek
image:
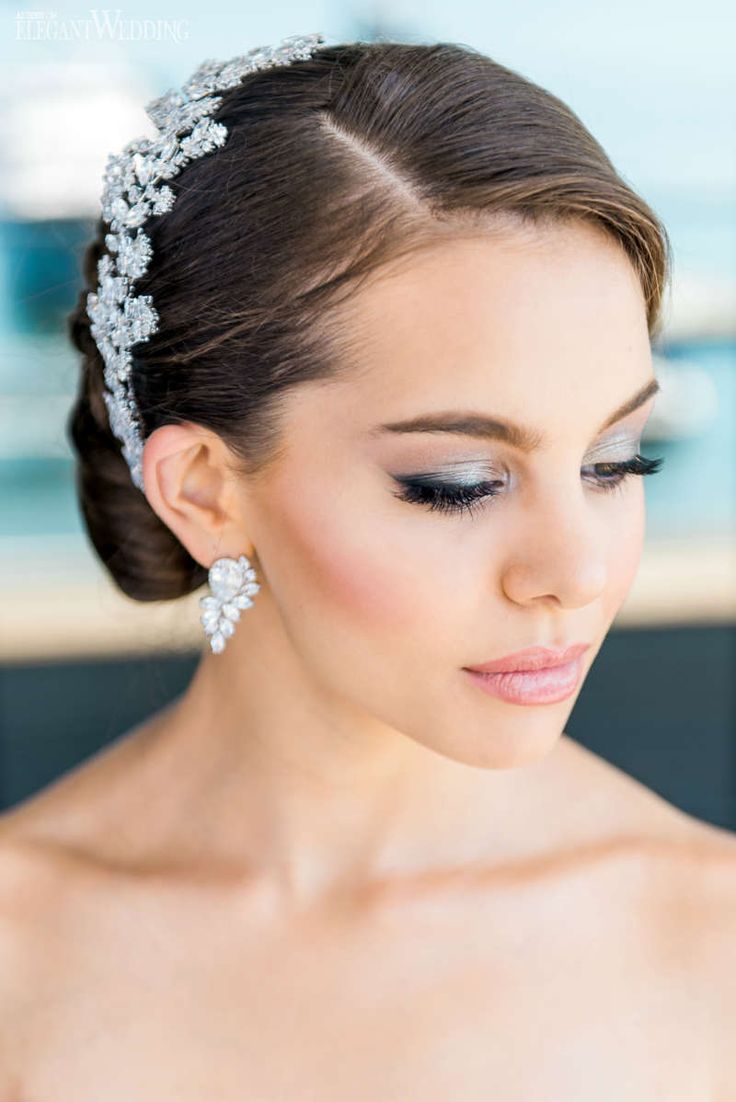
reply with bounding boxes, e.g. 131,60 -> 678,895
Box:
255,474 -> 476,744
261,480 -> 445,635
603,487 -> 646,611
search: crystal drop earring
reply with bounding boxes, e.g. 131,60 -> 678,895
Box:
198,553 -> 260,654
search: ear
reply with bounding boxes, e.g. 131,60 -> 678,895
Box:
141,422 -> 254,568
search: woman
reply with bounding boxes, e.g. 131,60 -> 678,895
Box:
0,35 -> 733,1098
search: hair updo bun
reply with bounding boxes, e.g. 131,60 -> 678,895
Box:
67,40 -> 671,602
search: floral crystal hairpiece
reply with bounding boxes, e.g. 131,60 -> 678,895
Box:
85,32 -> 326,493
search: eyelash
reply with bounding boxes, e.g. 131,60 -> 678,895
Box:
393,453 -> 666,519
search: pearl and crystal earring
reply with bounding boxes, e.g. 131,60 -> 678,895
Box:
198,553 -> 260,654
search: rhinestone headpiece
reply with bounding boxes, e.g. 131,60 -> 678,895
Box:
85,32 -> 326,492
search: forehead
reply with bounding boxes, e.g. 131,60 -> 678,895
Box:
320,220 -> 652,433
340,221 -> 647,365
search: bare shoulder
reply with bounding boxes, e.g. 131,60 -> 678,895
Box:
0,811 -> 77,955
684,819 -> 736,1102
654,811 -> 736,1099
0,824 -> 61,1084
559,736 -> 736,1098
0,802 -> 104,1097
0,781 -> 108,978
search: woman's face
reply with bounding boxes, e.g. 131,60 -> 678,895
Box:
239,219 -> 659,769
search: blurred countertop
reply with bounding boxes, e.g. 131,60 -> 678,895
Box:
0,531 -> 734,664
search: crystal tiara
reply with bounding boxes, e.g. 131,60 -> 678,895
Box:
85,32 -> 326,492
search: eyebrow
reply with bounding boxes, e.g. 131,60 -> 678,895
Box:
372,377 -> 660,451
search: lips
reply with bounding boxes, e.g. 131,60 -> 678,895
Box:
463,642 -> 591,674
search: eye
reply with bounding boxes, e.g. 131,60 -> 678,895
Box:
392,452 -> 665,519
391,477 -> 504,519
584,453 -> 665,496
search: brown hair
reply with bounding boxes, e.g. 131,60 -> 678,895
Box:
67,39 -> 671,602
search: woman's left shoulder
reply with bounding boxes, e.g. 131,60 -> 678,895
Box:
690,820 -> 736,1102
656,815 -> 736,1102
565,737 -> 735,1093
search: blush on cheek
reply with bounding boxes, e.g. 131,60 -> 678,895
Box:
312,533 -> 436,630
274,494 -> 437,632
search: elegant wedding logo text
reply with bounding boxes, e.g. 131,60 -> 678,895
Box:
15,8 -> 190,42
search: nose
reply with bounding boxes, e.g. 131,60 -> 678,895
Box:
499,487 -> 610,610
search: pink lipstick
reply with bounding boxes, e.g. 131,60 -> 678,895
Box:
462,643 -> 590,705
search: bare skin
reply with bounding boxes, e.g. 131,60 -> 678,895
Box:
1,219 -> 734,1099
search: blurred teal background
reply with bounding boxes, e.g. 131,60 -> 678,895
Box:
0,0 -> 734,823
